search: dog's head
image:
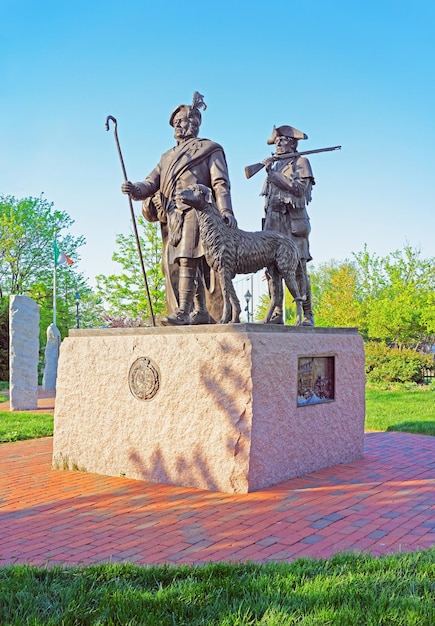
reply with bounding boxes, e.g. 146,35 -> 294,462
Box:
177,184 -> 213,211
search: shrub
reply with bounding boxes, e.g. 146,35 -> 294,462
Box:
365,342 -> 434,384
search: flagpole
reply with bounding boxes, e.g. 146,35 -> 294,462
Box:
53,230 -> 57,327
53,265 -> 57,326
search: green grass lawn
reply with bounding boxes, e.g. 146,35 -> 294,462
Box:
0,411 -> 53,442
365,386 -> 435,435
1,551 -> 435,625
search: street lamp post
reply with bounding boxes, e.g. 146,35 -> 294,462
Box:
249,273 -> 254,322
74,291 -> 80,328
244,289 -> 252,323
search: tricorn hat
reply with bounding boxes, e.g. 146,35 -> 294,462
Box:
169,91 -> 207,127
267,125 -> 308,145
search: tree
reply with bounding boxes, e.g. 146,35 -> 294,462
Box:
95,217 -> 166,323
256,262 -> 361,327
353,244 -> 435,349
257,244 -> 434,350
310,261 -> 364,329
29,271 -> 100,341
0,194 -> 84,296
0,194 -> 90,379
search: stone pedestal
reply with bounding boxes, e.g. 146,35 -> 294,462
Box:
53,325 -> 365,493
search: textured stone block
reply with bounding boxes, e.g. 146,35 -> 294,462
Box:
53,325 -> 365,493
42,323 -> 61,391
9,295 -> 39,411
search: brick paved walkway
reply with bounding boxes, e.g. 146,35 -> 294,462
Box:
1,432 -> 434,567
0,388 -> 55,413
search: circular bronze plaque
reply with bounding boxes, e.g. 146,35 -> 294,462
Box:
128,357 -> 160,401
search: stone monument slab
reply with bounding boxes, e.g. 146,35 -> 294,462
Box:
9,295 -> 40,411
42,323 -> 61,391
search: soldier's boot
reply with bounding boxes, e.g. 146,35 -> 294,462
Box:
268,307 -> 284,325
190,277 -> 210,325
301,295 -> 314,327
266,274 -> 284,324
295,269 -> 314,327
161,266 -> 196,326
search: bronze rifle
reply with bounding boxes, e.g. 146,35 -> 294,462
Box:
244,145 -> 341,179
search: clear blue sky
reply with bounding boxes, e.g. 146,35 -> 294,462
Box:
2,0 -> 434,304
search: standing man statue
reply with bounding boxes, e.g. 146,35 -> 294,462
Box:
261,125 -> 315,326
122,92 -> 237,326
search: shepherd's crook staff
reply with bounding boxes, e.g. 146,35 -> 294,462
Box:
105,115 -> 156,326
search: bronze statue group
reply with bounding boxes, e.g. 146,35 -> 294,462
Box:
122,92 -> 316,327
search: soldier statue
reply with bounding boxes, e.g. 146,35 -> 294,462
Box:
261,125 -> 315,326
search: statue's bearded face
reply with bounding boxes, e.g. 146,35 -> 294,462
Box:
275,135 -> 297,155
173,111 -> 198,142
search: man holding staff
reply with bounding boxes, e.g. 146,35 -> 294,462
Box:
122,92 -> 237,326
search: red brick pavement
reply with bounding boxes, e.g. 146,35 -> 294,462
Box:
1,431 -> 434,567
0,388 -> 55,413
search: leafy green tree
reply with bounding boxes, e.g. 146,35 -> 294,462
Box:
0,194 -> 84,296
257,245 -> 434,351
29,271 -> 101,341
0,193 -> 87,336
353,244 -> 435,348
95,217 -> 166,323
256,263 -> 359,327
0,194 -> 90,379
310,261 -> 364,329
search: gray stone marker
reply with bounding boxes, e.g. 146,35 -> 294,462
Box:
42,323 -> 61,391
9,295 -> 40,411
